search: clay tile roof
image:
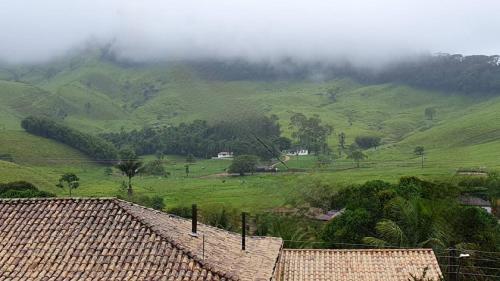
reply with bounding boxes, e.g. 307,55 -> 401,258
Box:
276,249 -> 442,281
0,198 -> 283,281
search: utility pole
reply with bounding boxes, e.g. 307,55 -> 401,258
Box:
448,248 -> 458,281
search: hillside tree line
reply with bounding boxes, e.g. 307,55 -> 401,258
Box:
101,115 -> 291,160
21,116 -> 118,161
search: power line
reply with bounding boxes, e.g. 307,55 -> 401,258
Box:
459,272 -> 500,278
461,249 -> 500,255
436,256 -> 500,263
461,265 -> 500,271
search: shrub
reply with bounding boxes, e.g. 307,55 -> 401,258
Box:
141,160 -> 167,176
168,206 -> 192,219
117,194 -> 165,210
0,153 -> 14,162
354,136 -> 381,149
201,204 -> 240,231
228,155 -> 259,176
0,181 -> 55,198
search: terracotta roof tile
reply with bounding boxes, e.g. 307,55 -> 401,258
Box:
0,198 -> 282,281
116,199 -> 283,281
276,249 -> 442,281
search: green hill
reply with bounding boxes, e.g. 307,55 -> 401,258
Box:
1,55 -> 500,207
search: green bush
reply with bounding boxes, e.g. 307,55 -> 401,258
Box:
354,135 -> 381,149
117,194 -> 165,211
201,204 -> 240,231
0,181 -> 55,198
141,160 -> 167,176
168,206 -> 192,219
228,155 -> 259,176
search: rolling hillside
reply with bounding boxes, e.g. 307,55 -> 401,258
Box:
1,54 -> 500,205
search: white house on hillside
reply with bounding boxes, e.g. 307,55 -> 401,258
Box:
286,149 -> 309,156
217,151 -> 234,159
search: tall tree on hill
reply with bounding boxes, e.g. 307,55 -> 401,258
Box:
414,146 -> 425,168
56,173 -> 80,197
84,102 -> 92,115
116,149 -> 143,197
425,107 -> 437,120
338,132 -> 346,157
289,113 -> 333,154
348,150 -> 367,168
338,132 -> 346,149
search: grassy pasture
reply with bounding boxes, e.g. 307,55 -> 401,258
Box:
1,58 -> 500,212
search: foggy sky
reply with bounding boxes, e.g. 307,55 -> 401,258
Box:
1,0 -> 499,65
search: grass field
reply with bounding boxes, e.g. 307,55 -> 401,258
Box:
1,55 -> 500,212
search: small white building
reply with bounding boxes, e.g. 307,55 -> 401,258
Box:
217,152 -> 234,159
286,149 -> 309,156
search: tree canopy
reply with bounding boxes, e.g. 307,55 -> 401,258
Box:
21,116 -> 118,162
289,113 -> 332,153
320,177 -> 499,253
355,136 -> 381,149
56,173 -> 80,197
102,115 -> 286,160
228,155 -> 259,176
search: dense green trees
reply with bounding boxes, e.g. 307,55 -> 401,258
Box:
102,115 -> 286,160
228,155 -> 259,176
194,54 -> 500,97
21,116 -> 118,161
320,177 -> 499,253
188,54 -> 500,95
375,54 -> 500,95
354,136 -> 381,149
289,113 -> 332,154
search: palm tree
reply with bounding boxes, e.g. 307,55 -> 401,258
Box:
268,218 -> 312,249
414,146 -> 425,168
348,150 -> 367,168
362,197 -> 446,249
116,159 -> 143,197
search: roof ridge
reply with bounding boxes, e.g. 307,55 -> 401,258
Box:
0,197 -> 116,201
110,199 -> 239,281
0,197 -> 280,241
282,248 -> 434,252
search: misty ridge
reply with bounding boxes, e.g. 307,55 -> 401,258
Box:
2,0 -> 500,95
2,43 -> 500,96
